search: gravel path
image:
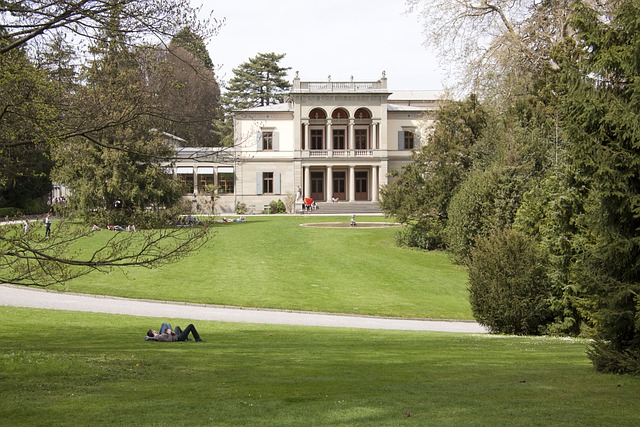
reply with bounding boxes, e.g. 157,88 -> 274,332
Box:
0,284 -> 487,333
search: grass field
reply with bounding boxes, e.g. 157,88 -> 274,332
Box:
2,307 -> 640,427
63,216 -> 471,320
4,217 -> 640,426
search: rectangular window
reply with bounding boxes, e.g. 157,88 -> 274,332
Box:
333,129 -> 345,150
263,172 -> 274,194
310,129 -> 324,150
262,131 -> 273,150
355,129 -> 368,149
198,174 -> 215,193
218,172 -> 234,194
178,174 -> 194,194
404,131 -> 415,150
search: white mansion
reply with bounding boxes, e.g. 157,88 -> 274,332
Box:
172,73 -> 442,214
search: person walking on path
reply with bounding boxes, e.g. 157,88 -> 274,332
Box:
44,214 -> 52,238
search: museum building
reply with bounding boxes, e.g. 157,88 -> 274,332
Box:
171,73 -> 442,214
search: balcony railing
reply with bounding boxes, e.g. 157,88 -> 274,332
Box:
306,149 -> 374,158
354,150 -> 374,157
295,80 -> 387,93
309,150 -> 328,157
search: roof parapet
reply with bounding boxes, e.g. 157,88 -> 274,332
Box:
292,71 -> 388,93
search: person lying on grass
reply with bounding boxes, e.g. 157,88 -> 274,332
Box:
145,324 -> 204,342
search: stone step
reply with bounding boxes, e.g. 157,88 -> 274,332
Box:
299,202 -> 383,215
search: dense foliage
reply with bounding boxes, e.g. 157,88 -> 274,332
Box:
559,0 -> 640,373
380,94 -> 487,249
398,0 -> 640,371
0,44 -> 56,213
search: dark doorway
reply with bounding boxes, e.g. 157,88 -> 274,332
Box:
333,171 -> 346,200
311,171 -> 325,201
355,171 -> 368,201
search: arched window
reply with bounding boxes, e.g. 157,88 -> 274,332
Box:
331,108 -> 349,150
354,108 -> 371,120
332,108 -> 349,120
308,108 -> 327,150
308,108 -> 327,120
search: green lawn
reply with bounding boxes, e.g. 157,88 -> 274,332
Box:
2,307 -> 639,426
63,216 -> 471,320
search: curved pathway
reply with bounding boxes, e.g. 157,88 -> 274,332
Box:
0,284 -> 487,333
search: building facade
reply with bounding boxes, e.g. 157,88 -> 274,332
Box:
172,73 -> 441,214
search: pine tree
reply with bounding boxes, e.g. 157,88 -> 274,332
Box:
215,53 -> 291,146
560,0 -> 640,373
224,52 -> 291,109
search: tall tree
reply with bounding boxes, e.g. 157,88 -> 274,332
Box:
52,48 -> 182,226
559,0 -> 640,373
0,41 -> 57,212
148,28 -> 221,146
215,52 -> 291,146
171,27 -> 215,70
407,0 -> 572,94
223,52 -> 291,109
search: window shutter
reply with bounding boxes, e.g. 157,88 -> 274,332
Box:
414,132 -> 421,149
273,130 -> 279,151
274,172 -> 281,195
398,131 -> 404,150
256,172 -> 263,194
256,131 -> 262,151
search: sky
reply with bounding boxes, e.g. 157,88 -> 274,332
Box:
195,0 -> 448,91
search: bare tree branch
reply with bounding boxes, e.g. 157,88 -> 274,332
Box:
0,218 -> 212,287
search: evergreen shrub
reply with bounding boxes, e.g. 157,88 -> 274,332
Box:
395,218 -> 445,250
23,198 -> 50,215
587,339 -> 640,375
468,228 -> 553,335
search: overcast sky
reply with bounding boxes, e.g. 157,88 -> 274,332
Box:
196,0 -> 449,91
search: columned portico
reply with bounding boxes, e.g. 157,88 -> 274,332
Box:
301,164 -> 379,203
